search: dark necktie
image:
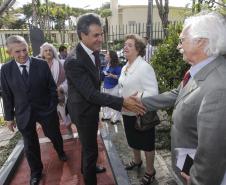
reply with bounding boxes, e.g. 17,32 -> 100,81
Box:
92,51 -> 100,69
182,71 -> 191,87
20,65 -> 29,85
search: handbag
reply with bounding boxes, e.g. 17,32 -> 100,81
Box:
134,111 -> 160,131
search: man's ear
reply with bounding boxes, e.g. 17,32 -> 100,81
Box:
197,38 -> 208,48
6,49 -> 11,56
81,32 -> 85,39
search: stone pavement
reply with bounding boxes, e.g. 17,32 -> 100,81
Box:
0,118 -> 180,185
1,124 -> 117,185
0,126 -> 17,148
101,120 -> 178,185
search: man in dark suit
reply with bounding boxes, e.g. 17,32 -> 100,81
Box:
64,13 -> 145,185
1,35 -> 67,185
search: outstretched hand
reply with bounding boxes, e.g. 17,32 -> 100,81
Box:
123,95 -> 146,115
181,172 -> 190,185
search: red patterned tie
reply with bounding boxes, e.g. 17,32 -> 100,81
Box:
182,71 -> 191,87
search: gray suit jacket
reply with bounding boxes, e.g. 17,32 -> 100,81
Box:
142,56 -> 226,185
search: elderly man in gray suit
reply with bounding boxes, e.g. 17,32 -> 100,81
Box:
132,12 -> 226,185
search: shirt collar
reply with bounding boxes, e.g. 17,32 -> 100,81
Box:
189,56 -> 217,78
80,42 -> 94,56
15,57 -> 30,68
124,56 -> 142,73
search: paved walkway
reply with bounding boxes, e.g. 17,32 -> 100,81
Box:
102,120 -> 178,185
0,118 -> 179,185
1,124 -> 116,185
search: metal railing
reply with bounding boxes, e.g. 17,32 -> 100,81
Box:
107,21 -> 181,46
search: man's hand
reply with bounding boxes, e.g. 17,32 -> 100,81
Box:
181,172 -> 190,185
6,120 -> 16,132
123,96 -> 146,115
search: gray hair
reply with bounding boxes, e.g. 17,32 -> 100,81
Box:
40,42 -> 59,60
183,11 -> 226,56
76,13 -> 102,40
6,35 -> 28,49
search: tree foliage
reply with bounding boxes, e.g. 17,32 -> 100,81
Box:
192,0 -> 226,14
0,0 -> 24,29
151,23 -> 189,93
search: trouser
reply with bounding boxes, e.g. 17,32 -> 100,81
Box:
75,117 -> 99,185
20,111 -> 64,178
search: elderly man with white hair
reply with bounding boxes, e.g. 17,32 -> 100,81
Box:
132,11 -> 226,185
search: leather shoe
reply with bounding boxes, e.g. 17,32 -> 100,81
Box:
30,177 -> 41,185
58,153 -> 68,161
81,166 -> 106,174
95,165 -> 106,173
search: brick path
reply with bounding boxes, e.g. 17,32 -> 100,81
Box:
0,119 -> 179,185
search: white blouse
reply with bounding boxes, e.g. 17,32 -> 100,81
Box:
118,56 -> 158,116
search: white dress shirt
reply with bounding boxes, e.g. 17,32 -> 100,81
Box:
80,42 -> 96,66
15,58 -> 30,74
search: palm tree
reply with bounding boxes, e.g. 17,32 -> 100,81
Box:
99,8 -> 112,45
155,0 -> 169,36
147,0 -> 153,40
0,0 -> 15,15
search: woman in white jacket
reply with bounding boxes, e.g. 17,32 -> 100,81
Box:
119,34 -> 158,185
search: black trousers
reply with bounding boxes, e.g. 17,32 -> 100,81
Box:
20,111 -> 64,178
75,116 -> 99,185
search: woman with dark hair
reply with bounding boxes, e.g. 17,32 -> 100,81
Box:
102,50 -> 122,124
119,34 -> 158,185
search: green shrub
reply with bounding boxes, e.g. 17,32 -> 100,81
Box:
0,47 -> 11,63
151,23 -> 189,93
151,23 -> 190,119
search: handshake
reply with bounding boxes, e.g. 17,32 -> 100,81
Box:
122,93 -> 146,115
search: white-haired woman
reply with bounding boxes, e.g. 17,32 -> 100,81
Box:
40,42 -> 73,136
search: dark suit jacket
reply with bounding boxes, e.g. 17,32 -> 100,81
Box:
1,57 -> 58,130
64,43 -> 123,123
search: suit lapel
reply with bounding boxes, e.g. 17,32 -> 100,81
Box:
12,60 -> 28,89
29,57 -> 36,84
175,56 -> 223,105
77,44 -> 100,81
175,80 -> 198,105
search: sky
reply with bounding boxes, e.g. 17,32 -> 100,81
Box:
14,0 -> 192,9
